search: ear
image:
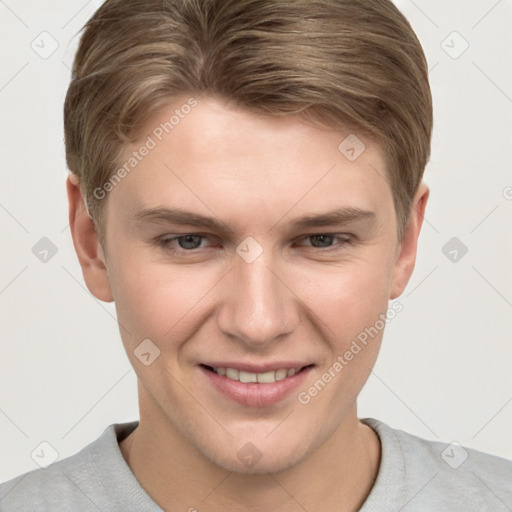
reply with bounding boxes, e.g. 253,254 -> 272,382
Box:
390,181 -> 429,300
66,174 -> 114,302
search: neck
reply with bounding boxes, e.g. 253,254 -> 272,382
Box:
120,399 -> 380,512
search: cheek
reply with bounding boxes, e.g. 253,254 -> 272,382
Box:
298,258 -> 393,341
109,251 -> 217,348
294,264 -> 392,406
111,254 -> 180,341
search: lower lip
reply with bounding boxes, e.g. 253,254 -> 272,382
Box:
200,365 -> 313,407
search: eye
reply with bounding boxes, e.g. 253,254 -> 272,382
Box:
297,234 -> 352,250
154,233 -> 353,255
156,234 -> 211,251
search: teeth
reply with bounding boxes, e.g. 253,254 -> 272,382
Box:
257,371 -> 276,383
226,368 -> 239,380
213,367 -> 302,383
239,371 -> 257,383
275,369 -> 287,381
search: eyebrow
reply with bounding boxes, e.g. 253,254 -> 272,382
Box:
133,206 -> 376,233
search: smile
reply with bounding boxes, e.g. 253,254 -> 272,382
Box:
199,364 -> 314,407
204,365 -> 303,383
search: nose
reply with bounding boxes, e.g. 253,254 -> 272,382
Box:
216,249 -> 300,349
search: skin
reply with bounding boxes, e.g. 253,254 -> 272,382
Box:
67,94 -> 428,512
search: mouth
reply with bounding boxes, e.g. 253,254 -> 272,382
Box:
200,364 -> 313,383
199,363 -> 314,407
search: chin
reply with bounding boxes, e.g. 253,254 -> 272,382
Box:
193,429 -> 320,476
211,448 -> 309,476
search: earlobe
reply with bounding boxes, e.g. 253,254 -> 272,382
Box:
389,182 -> 429,300
66,174 -> 114,303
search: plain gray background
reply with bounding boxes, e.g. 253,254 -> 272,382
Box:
1,0 -> 511,483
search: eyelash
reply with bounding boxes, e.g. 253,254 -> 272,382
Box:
154,233 -> 353,253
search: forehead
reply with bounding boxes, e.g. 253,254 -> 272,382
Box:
108,95 -> 392,228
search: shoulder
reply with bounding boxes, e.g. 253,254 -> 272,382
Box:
391,420 -> 512,493
0,435 -> 105,511
362,418 -> 512,511
0,422 -> 159,512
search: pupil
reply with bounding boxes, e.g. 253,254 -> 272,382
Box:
312,235 -> 333,247
179,235 -> 202,249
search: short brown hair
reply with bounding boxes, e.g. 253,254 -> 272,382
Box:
64,0 -> 433,245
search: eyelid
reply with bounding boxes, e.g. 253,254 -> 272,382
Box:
297,232 -> 352,240
157,232 -> 351,242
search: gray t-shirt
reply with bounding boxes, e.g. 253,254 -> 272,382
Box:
1,418 -> 511,511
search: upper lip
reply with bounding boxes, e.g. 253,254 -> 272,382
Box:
200,362 -> 313,373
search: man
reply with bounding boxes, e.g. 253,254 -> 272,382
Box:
1,0 -> 511,510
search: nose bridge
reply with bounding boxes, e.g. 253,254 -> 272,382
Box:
217,247 -> 298,346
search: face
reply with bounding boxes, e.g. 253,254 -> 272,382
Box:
83,95 -> 420,474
